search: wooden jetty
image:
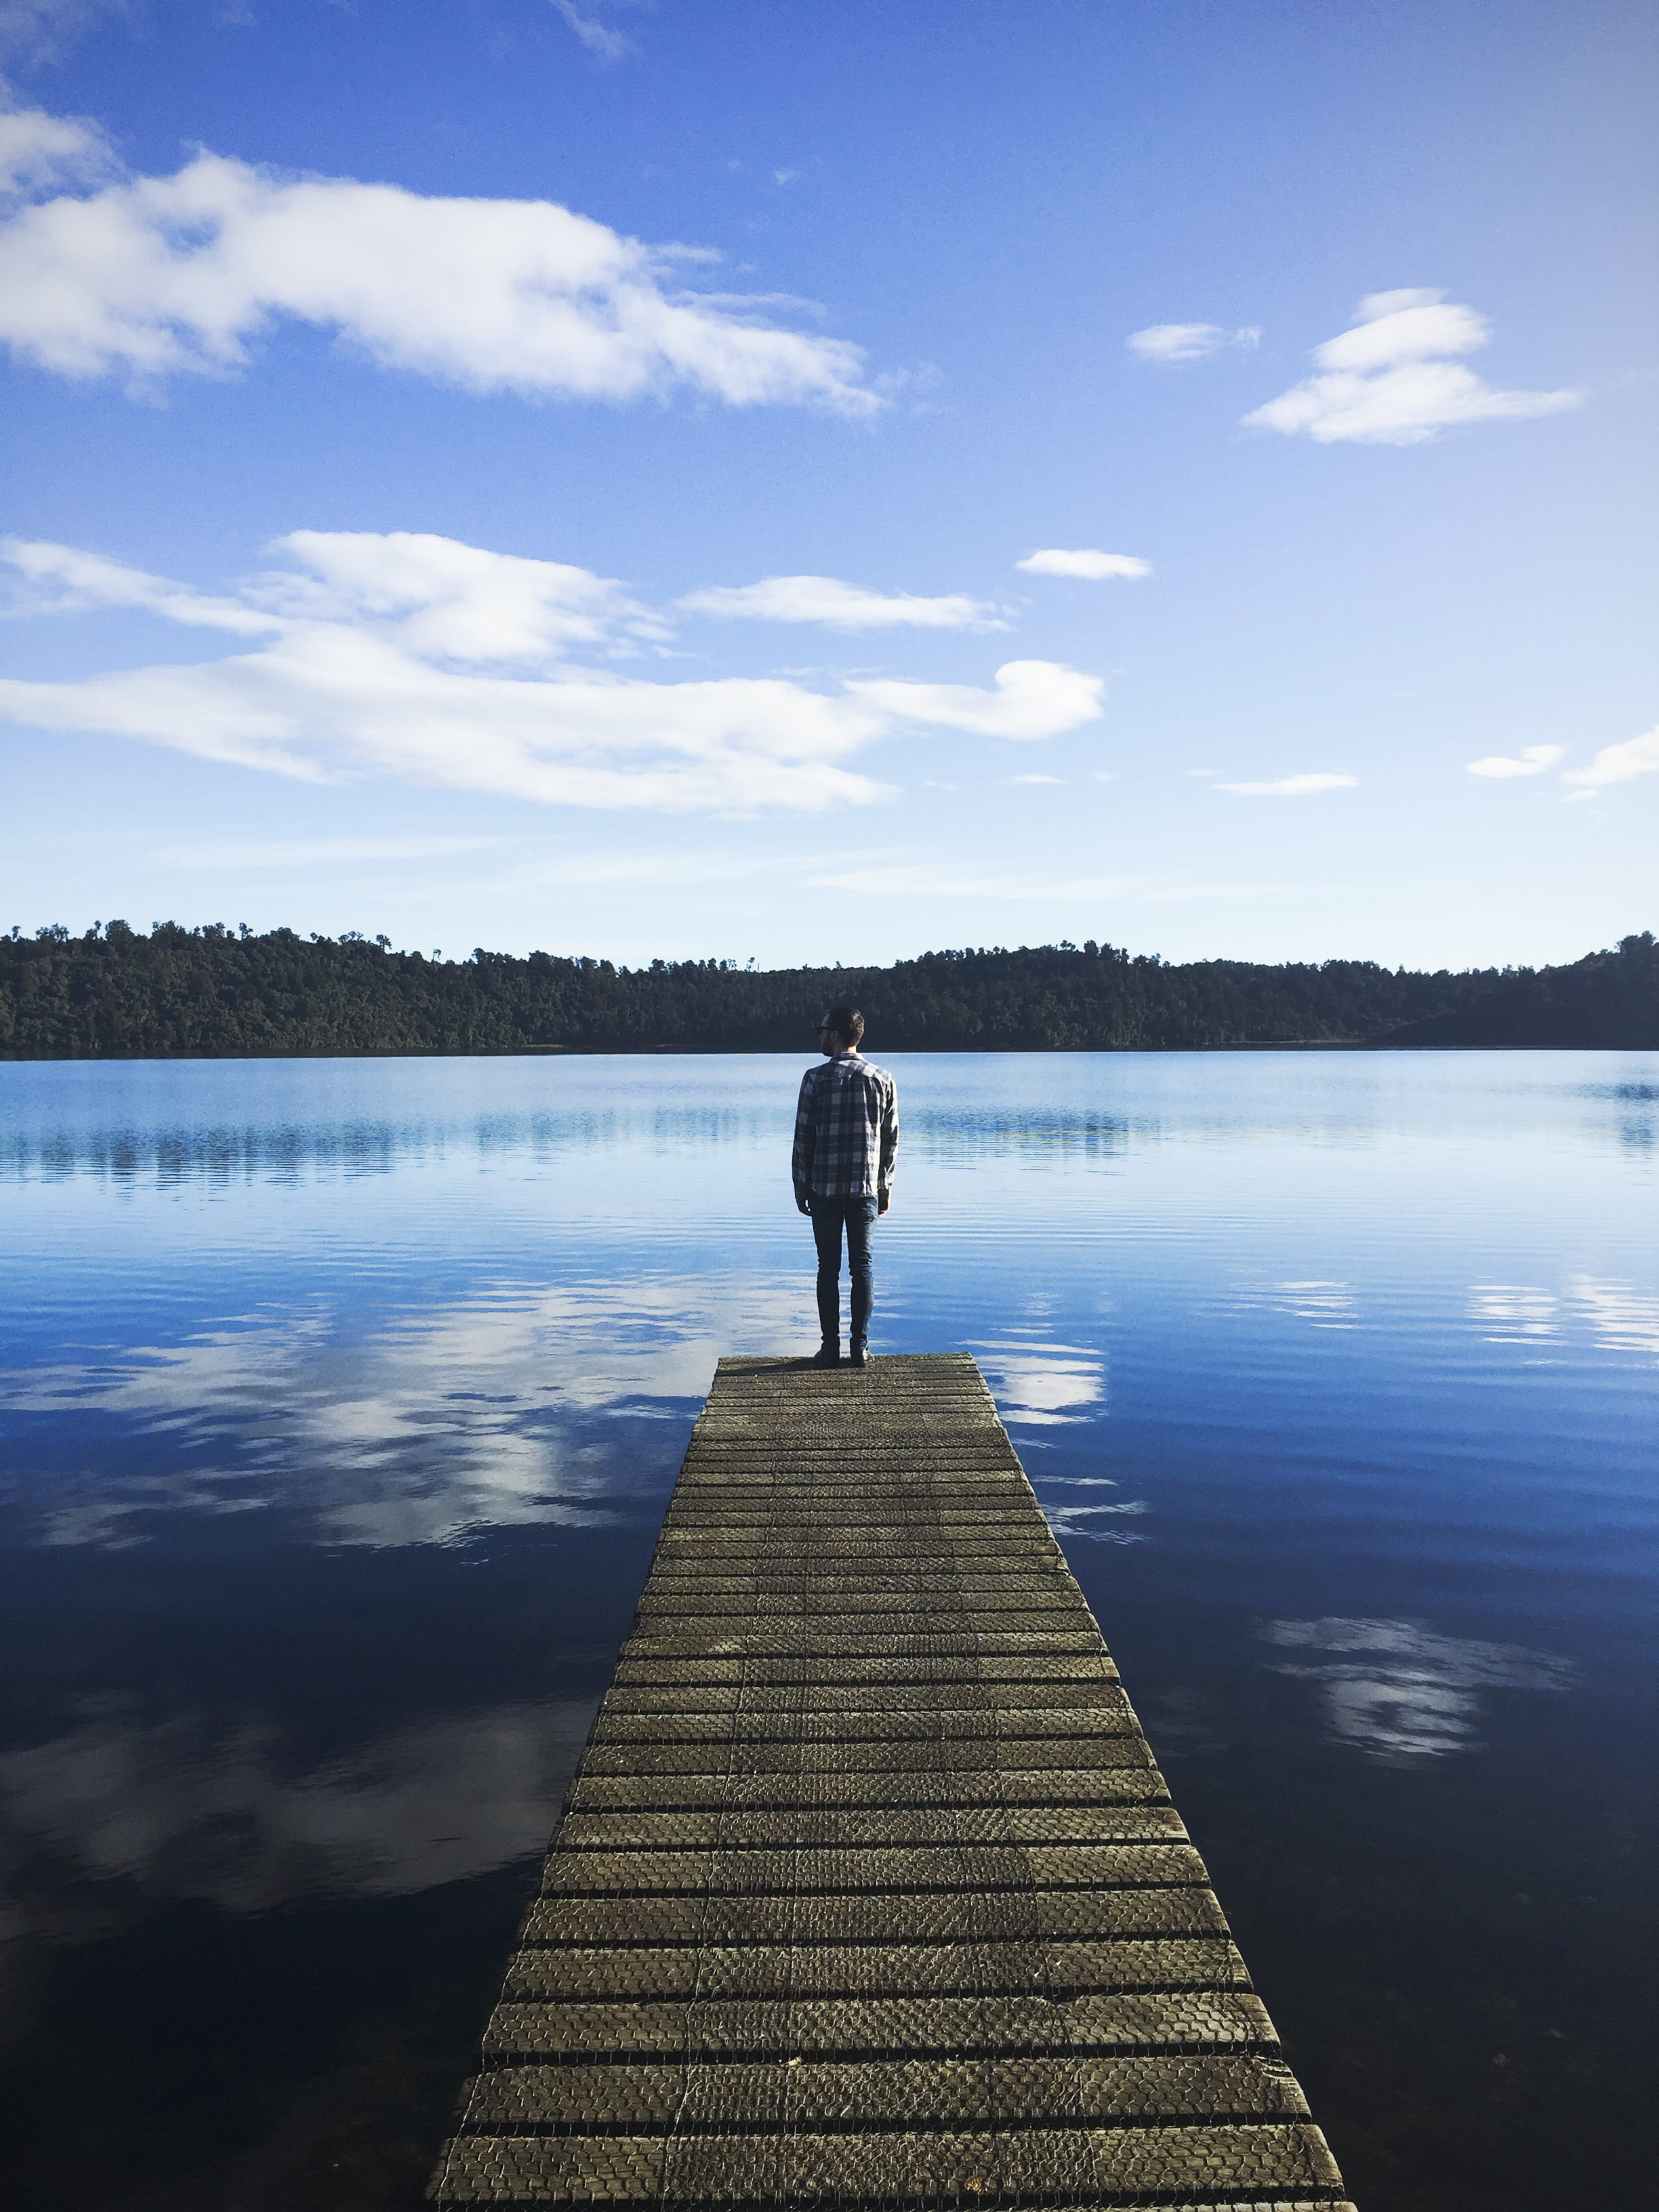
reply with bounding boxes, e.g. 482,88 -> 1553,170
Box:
430,1353 -> 1353,2209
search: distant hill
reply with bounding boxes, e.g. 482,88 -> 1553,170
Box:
1,922 -> 1654,1058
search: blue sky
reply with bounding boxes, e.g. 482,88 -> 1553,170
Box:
1,0 -> 1654,969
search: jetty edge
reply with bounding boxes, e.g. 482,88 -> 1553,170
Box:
428,1351 -> 1354,2211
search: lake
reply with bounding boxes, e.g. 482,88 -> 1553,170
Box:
1,1049 -> 1654,2211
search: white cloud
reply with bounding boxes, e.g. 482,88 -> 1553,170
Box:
1216,772 -> 1357,796
1127,322 -> 1258,363
679,574 -> 1003,631
0,533 -> 1105,811
0,111 -> 876,411
1244,289 -> 1580,445
1561,722 -> 1659,801
2,527 -> 665,656
549,0 -> 636,62
0,102 -> 112,193
847,658 -> 1105,740
1465,744 -> 1563,779
1016,548 -> 1151,581
0,636 -> 890,813
260,529 -> 668,657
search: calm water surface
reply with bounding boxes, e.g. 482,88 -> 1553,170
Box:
1,1051 -> 1655,2211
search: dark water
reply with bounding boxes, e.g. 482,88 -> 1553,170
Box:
1,1051 -> 1654,2211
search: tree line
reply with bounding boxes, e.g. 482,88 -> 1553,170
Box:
1,920 -> 1654,1057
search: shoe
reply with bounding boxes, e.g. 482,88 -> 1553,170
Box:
847,1343 -> 867,1370
811,1341 -> 840,1368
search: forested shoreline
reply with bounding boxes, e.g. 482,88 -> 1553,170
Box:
1,922 -> 1654,1057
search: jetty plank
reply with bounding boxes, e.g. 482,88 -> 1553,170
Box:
430,1353 -> 1353,2211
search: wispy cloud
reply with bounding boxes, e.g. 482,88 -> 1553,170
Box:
1127,322 -> 1258,364
802,859 -> 1135,901
0,0 -> 124,66
157,834 -> 510,871
2,529 -> 664,653
1244,289 -> 1580,446
1216,772 -> 1357,797
1561,722 -> 1659,801
1465,744 -> 1562,779
679,574 -> 1004,631
2,534 -> 277,634
0,106 -> 877,411
793,855 -> 1336,905
1016,548 -> 1151,581
1145,881 -> 1342,903
549,0 -> 636,62
0,531 -> 1105,813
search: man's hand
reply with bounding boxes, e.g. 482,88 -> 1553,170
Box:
796,1192 -> 812,1215
878,1192 -> 891,1216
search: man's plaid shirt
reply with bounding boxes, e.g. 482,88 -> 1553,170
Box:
792,1050 -> 899,1202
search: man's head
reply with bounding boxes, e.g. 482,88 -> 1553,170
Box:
817,1006 -> 865,1057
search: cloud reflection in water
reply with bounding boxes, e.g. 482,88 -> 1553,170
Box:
1568,1275 -> 1659,1361
1469,1284 -> 1559,1343
1042,1496 -> 1148,1544
1261,1616 -> 1576,1763
1,1273 -> 812,1547
1270,1279 -> 1358,1327
1467,1276 -> 1659,1361
971,1338 -> 1105,1424
0,1699 -> 591,1936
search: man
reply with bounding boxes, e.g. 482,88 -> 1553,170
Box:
792,1006 -> 899,1370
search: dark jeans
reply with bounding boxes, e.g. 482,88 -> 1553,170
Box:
808,1193 -> 880,1348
